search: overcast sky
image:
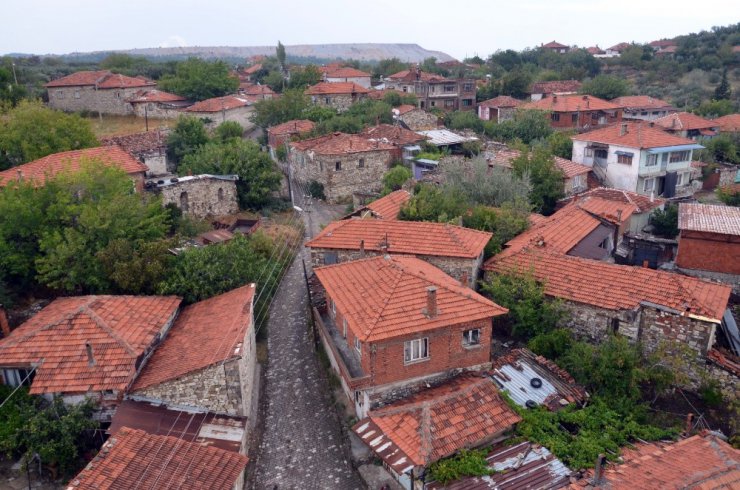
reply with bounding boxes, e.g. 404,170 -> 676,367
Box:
2,0 -> 738,59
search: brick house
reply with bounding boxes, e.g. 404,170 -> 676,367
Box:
183,95 -> 254,130
66,427 -> 249,490
654,111 -> 719,140
352,374 -> 520,486
46,70 -> 156,115
529,80 -> 581,101
305,219 -> 492,287
541,41 -> 570,54
520,94 -> 622,130
102,130 -> 170,176
0,296 -> 181,420
311,255 -> 508,417
360,123 -> 427,162
713,113 -> 740,133
289,132 -> 395,203
129,284 -> 256,417
127,89 -> 192,119
0,146 -> 149,191
676,203 -> 740,281
611,95 -> 676,121
563,187 -> 665,234
150,174 -> 240,219
477,95 -> 523,122
383,69 -> 476,112
305,82 -> 370,112
267,119 -> 316,160
393,104 -> 440,131
322,66 -> 372,88
571,121 -> 703,198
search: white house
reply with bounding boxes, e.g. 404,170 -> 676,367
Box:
571,122 -> 703,199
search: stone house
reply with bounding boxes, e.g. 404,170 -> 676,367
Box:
541,41 -> 570,54
571,121 -> 703,198
127,89 -> 192,119
0,295 -> 181,421
183,95 -> 254,130
305,218 -> 492,288
477,95 -> 523,122
102,130 -> 170,176
289,132 -> 395,203
352,374 -> 520,487
322,66 -> 372,88
305,82 -> 370,112
151,174 -> 239,219
676,203 -> 740,286
267,119 -> 316,159
359,123 -> 427,163
483,249 -> 735,397
383,68 -> 476,112
520,94 -> 622,130
240,63 -> 263,82
529,80 -> 581,101
654,112 -> 719,140
611,95 -> 676,121
311,255 -> 509,417
393,104 -> 440,131
237,83 -> 276,102
0,146 -> 148,191
129,284 -> 257,417
46,70 -> 155,115
344,189 -> 411,220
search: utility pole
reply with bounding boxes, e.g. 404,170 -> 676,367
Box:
11,62 -> 18,85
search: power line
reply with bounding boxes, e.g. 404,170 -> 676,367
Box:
0,367 -> 36,410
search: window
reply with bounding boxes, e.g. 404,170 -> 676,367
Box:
358,158 -> 365,168
354,337 -> 361,356
462,99 -> 473,107
342,318 -> 348,338
74,90 -> 81,99
572,174 -> 585,189
646,154 -> 658,167
1,368 -> 33,388
643,178 -> 655,193
324,97 -> 331,105
652,111 -> 659,116
217,188 -> 224,201
430,101 -> 436,107
335,161 -> 342,171
330,299 -> 336,317
661,153 -> 669,164
402,86 -> 407,92
677,172 -> 688,186
585,148 -> 594,157
116,91 -> 121,98
598,237 -> 610,249
324,252 -> 338,265
617,154 -> 633,165
641,111 -> 648,116
571,113 -> 578,123
669,150 -> 690,163
444,84 -> 456,93
611,318 -> 620,334
551,113 -> 560,122
444,100 -> 454,108
462,329 -> 480,347
179,192 -> 189,212
595,149 -> 608,159
404,338 -> 429,363
319,161 -> 324,171
56,90 -> 64,99
462,83 -> 474,92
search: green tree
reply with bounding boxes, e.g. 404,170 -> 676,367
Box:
263,71 -> 286,93
0,100 -> 98,170
179,139 -> 282,209
158,58 -> 239,101
484,109 -> 553,144
399,184 -> 468,223
96,238 -> 175,295
581,75 -> 630,100
288,65 -> 322,90
717,185 -> 740,206
714,69 -> 732,100
381,165 -> 412,194
0,65 -> 28,106
382,91 -> 417,107
511,146 -> 565,215
694,99 -> 735,118
445,110 -> 484,133
166,116 -> 210,164
462,202 -> 530,256
547,131 -> 574,159
276,41 -> 287,71
214,120 -> 244,142
500,69 -> 532,98
251,88 -> 309,128
373,58 -> 408,78
650,205 -> 679,238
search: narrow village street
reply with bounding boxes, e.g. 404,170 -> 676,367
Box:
248,196 -> 363,490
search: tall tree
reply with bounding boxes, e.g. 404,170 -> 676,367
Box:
166,116 -> 210,165
158,58 -> 239,101
580,75 -> 630,100
511,146 -> 565,215
714,69 -> 732,100
276,41 -> 286,71
251,88 -> 309,128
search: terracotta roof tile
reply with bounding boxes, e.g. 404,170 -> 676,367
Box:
0,146 -> 148,187
0,296 -> 181,394
522,94 -> 619,112
611,95 -> 674,110
305,81 -> 370,95
365,190 -> 411,219
367,89 -> 415,100
712,114 -> 740,133
530,80 -> 582,94
607,42 -> 632,52
291,132 -> 395,155
46,70 -> 155,89
241,84 -> 275,96
66,427 -> 248,490
478,96 -> 523,108
678,202 -> 740,236
360,124 -> 426,147
484,249 -> 731,322
353,375 -> 521,466
268,119 -> 315,137
127,89 -> 187,103
654,111 -> 717,131
242,64 -> 262,75
131,285 -> 255,391
306,219 -> 492,258
395,104 -> 417,115
542,41 -> 569,49
572,121 -> 698,149
386,69 -> 448,83
314,256 -> 507,342
567,187 -> 664,213
324,67 -> 371,78
185,95 -> 250,113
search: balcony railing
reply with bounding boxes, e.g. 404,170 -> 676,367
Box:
313,307 -> 371,389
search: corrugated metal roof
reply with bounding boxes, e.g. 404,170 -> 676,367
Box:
416,129 -> 478,146
492,363 -> 558,407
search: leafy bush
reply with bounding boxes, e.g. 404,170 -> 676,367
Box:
381,165 -> 412,194
650,205 -> 679,238
307,180 -> 326,199
700,380 -> 724,407
167,116 -> 210,165
214,121 -> 244,142
717,185 -> 740,206
581,75 -> 631,100
428,449 -> 492,484
158,57 -> 239,101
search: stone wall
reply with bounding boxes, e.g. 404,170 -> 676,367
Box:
640,305 -> 715,357
131,102 -> 186,119
157,177 -> 239,219
47,85 -> 141,115
309,94 -> 363,113
185,107 -> 255,131
142,153 -> 169,176
558,301 -> 640,342
399,109 -> 439,131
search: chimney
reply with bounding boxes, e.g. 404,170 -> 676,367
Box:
593,454 -> 606,484
85,342 -> 96,367
552,94 -> 557,103
359,239 -> 365,258
16,169 -> 23,182
0,306 -> 10,337
426,286 -> 438,318
685,412 -> 694,434
460,271 -> 469,287
620,123 -> 628,136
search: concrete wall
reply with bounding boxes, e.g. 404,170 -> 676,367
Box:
567,224 -> 614,260
142,152 -> 169,176
158,178 -> 239,219
47,85 -> 144,115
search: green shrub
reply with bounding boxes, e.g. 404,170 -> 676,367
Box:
308,180 -> 326,200
428,449 -> 492,485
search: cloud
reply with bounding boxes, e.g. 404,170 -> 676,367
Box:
160,35 -> 188,48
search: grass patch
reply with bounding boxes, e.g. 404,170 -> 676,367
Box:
85,114 -> 176,138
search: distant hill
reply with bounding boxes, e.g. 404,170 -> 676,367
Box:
8,43 -> 456,64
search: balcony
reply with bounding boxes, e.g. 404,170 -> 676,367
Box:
313,307 -> 370,390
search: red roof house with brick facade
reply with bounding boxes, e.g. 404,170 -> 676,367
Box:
654,111 -> 718,139
65,427 -> 248,490
311,255 -> 507,417
521,94 -> 622,130
713,113 -> 740,133
676,203 -> 740,276
529,80 -> 582,100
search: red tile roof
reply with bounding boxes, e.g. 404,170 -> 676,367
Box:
184,95 -> 250,113
0,146 -> 148,188
522,94 -> 619,112
654,111 -> 717,131
367,89 -> 415,100
268,119 -> 315,137
360,124 -> 426,146
101,130 -> 167,155
0,296 -> 181,394
572,432 -> 740,489
478,96 -> 523,108
46,70 -> 155,89
131,284 -> 255,391
291,132 -> 395,155
241,84 -> 275,96
305,81 -> 370,95
365,190 -> 411,219
127,89 -> 187,103
315,256 -> 507,342
306,219 -> 492,259
713,113 -> 740,132
485,147 -> 589,179
678,202 -> 740,236
530,80 -> 582,95
242,63 -> 262,75
386,69 -> 448,83
610,95 -> 673,110
587,46 -> 605,55
649,39 -> 677,48
607,42 -> 631,52
325,67 -> 371,78
571,121 -> 698,149
395,104 -> 417,115
484,249 -> 731,322
353,375 -> 521,467
568,195 -> 636,224
66,427 -> 248,490
542,41 -> 569,49
567,187 -> 664,213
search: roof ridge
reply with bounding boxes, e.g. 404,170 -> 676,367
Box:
82,302 -> 139,358
0,302 -> 88,350
419,402 -> 434,464
362,259 -> 405,342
